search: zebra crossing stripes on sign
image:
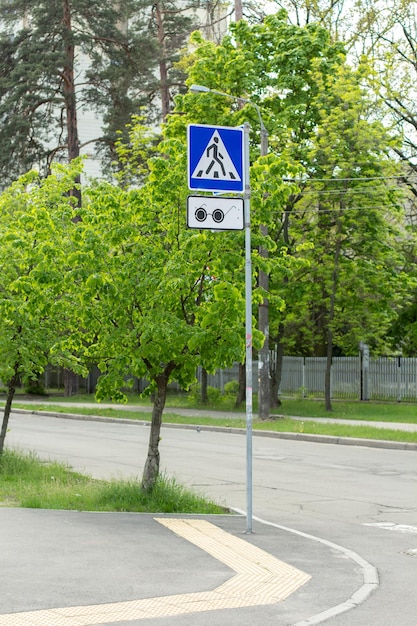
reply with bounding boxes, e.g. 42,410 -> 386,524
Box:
188,124 -> 245,192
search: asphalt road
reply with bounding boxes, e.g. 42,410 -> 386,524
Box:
5,410 -> 417,625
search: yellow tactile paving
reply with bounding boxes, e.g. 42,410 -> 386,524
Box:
0,518 -> 311,625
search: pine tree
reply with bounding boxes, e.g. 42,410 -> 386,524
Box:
0,0 -> 200,183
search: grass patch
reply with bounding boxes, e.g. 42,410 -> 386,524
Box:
8,390 -> 248,412
12,403 -> 149,419
0,449 -> 226,513
252,417 -> 417,442
163,413 -> 417,443
9,392 -> 417,421
271,398 -> 417,422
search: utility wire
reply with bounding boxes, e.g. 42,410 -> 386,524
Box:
283,203 -> 407,215
283,175 -> 408,183
293,186 -> 403,196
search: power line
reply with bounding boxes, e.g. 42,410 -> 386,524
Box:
283,175 -> 407,183
283,203 -> 406,215
293,186 -> 402,196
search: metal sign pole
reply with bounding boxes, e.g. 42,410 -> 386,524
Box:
187,92 -> 254,533
243,122 -> 253,534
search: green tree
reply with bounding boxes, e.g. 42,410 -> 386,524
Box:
74,125 -> 264,490
367,3 -> 417,206
0,162 -> 87,455
347,1 -> 417,353
277,62 -> 408,409
90,0 -> 201,173
178,11 -> 412,410
151,1 -> 197,121
177,10 -> 345,412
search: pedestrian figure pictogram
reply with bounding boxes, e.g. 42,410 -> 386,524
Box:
205,136 -> 227,178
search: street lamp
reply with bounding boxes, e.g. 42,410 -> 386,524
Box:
189,84 -> 269,532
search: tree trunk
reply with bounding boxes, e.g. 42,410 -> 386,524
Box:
234,0 -> 243,21
324,337 -> 333,412
155,2 -> 170,121
257,119 -> 270,418
325,215 -> 343,411
258,248 -> 270,418
235,361 -> 246,407
271,325 -> 285,409
0,373 -> 18,456
142,364 -> 175,492
62,0 -> 81,208
64,369 -> 79,397
201,368 -> 208,403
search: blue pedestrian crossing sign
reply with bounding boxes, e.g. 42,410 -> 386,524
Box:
188,124 -> 245,193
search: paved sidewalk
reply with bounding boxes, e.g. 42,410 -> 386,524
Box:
1,401 -> 388,625
0,509 -> 376,626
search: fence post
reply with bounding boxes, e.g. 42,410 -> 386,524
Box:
359,342 -> 370,401
330,359 -> 333,399
397,357 -> 402,402
302,357 -> 306,397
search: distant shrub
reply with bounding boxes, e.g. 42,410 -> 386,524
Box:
206,385 -> 221,402
188,383 -> 221,404
224,380 -> 239,396
188,383 -> 200,401
24,379 -> 48,396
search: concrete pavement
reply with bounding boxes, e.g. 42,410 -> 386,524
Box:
2,401 -> 411,625
0,508 -> 377,626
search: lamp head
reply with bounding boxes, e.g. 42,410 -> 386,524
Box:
189,84 -> 210,93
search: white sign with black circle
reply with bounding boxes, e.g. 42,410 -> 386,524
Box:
187,196 -> 244,230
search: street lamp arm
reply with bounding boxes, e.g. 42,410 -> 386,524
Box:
189,84 -> 268,136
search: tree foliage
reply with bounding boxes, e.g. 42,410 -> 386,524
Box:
0,161 -> 86,454
176,11 -> 412,408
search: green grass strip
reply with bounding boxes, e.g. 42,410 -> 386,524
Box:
0,449 -> 226,513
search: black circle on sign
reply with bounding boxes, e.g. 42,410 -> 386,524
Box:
212,209 -> 224,223
195,207 -> 207,222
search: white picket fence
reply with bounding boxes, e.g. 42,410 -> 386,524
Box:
201,356 -> 417,402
